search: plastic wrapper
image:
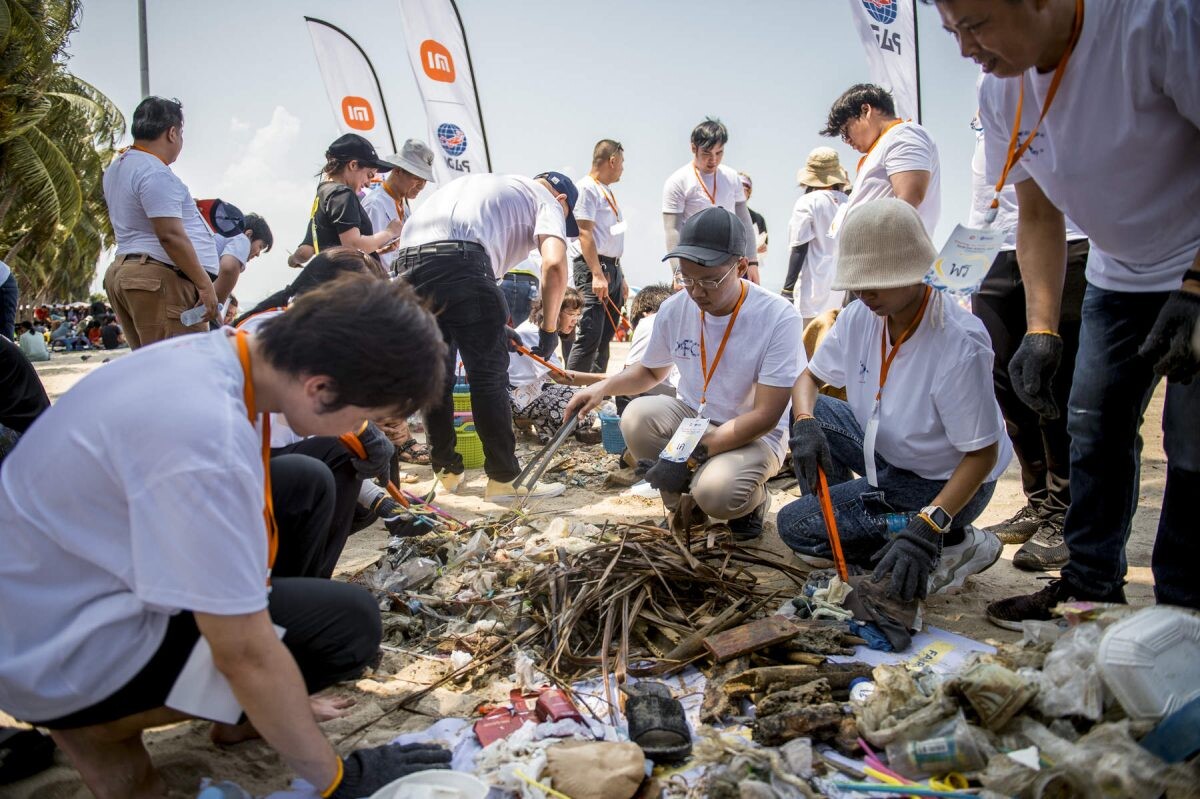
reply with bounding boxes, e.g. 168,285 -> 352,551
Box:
1018,622 -> 1106,720
854,664 -> 959,748
884,713 -> 993,778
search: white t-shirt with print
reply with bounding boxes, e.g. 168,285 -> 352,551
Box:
102,149 -> 220,274
662,162 -> 746,220
574,175 -> 624,258
788,190 -> 848,318
809,296 -> 1012,482
836,122 -> 941,239
626,312 -> 680,389
0,331 -> 269,721
979,0 -> 1199,292
361,184 -> 408,272
640,280 -> 806,461
400,174 -> 567,279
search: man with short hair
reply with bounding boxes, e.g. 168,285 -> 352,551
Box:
0,276 -> 452,799
362,138 -> 436,274
662,118 -> 761,283
927,0 -> 1200,623
567,207 -> 804,539
820,83 -> 941,238
213,212 -> 274,305
568,139 -> 628,374
397,172 -> 580,502
102,96 -> 220,349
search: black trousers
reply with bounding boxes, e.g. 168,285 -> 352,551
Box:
271,438 -> 363,579
399,243 -> 520,482
971,239 -> 1089,519
567,255 -> 625,373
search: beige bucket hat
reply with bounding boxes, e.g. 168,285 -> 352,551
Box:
797,147 -> 850,188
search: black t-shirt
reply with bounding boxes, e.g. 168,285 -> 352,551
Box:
310,181 -> 373,252
100,323 -> 121,350
0,336 -> 50,434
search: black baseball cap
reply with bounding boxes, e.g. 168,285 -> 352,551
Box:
534,171 -> 579,237
662,206 -> 746,267
325,133 -> 400,172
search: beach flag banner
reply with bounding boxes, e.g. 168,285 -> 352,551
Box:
398,0 -> 492,184
305,17 -> 397,154
847,0 -> 921,122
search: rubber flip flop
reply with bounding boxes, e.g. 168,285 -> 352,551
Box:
623,681 -> 692,764
0,728 -> 57,784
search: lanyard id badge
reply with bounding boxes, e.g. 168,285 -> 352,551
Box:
609,219 -> 628,235
864,400 -> 881,487
925,224 -> 1005,295
660,416 -> 709,463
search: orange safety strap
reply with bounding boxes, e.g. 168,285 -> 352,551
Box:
693,165 -> 718,205
876,286 -> 931,402
991,0 -> 1084,213
817,466 -> 849,582
698,281 -> 748,408
235,330 -> 279,575
856,119 -> 905,174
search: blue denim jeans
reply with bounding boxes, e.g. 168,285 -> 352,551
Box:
1060,284 -> 1200,608
499,272 -> 539,327
777,395 -> 997,565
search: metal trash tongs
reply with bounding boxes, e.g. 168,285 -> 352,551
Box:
509,415 -> 578,511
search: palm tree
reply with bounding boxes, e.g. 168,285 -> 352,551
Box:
0,0 -> 125,303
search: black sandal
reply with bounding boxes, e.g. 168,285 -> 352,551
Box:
396,438 -> 431,465
623,681 -> 692,764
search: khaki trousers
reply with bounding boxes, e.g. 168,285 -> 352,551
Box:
620,395 -> 780,520
103,254 -> 204,350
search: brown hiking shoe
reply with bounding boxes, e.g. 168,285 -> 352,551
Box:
985,504 -> 1041,545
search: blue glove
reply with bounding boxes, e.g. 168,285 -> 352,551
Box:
871,516 -> 943,601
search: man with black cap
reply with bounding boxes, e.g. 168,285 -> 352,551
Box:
362,138 -> 436,274
565,207 -> 804,538
396,172 -> 579,502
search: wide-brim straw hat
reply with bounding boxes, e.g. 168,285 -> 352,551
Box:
833,198 -> 937,291
797,147 -> 849,188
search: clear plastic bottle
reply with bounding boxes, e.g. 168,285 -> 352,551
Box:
179,304 -> 207,327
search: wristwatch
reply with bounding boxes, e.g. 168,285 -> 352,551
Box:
918,505 -> 952,533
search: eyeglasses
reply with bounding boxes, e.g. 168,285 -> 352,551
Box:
675,262 -> 738,290
839,118 -> 857,144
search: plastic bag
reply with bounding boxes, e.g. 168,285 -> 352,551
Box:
1018,622 -> 1105,720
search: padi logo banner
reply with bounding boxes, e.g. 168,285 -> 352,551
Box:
847,0 -> 918,121
436,121 -> 472,174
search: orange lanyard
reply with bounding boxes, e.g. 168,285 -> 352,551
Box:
234,306 -> 285,330
235,330 -> 279,577
382,181 -> 407,222
597,180 -> 621,219
856,119 -> 905,174
698,282 -> 748,408
876,286 -> 931,402
119,144 -> 168,165
989,0 -> 1084,218
693,165 -> 718,205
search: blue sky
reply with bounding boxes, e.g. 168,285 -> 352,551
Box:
68,0 -> 980,305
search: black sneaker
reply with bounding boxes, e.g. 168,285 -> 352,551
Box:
729,499 -> 768,541
986,578 -> 1126,631
985,504 -> 1041,545
1012,517 -> 1068,571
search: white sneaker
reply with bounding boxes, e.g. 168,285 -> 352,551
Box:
928,525 -> 1002,595
484,478 -> 566,502
434,469 -> 464,494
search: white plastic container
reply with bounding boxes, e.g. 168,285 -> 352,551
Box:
368,769 -> 489,799
1096,606 -> 1200,721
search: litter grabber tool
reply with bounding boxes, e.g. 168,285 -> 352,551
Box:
339,433 -> 459,532
817,465 -> 849,582
510,415 -> 577,511
514,344 -> 571,383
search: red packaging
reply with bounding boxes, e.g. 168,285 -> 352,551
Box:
534,688 -> 584,724
473,690 -> 536,747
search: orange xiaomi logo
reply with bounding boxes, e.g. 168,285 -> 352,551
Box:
420,39 -> 456,82
341,96 -> 375,131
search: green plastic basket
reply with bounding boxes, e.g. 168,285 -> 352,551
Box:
452,385 -> 472,413
454,422 -> 485,468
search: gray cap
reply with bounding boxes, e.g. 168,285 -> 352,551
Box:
384,138 -> 436,182
662,207 -> 746,267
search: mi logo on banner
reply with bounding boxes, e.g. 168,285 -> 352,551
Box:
341,96 -> 375,131
420,39 -> 456,82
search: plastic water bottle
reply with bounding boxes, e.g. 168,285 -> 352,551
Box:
179,304 -> 207,327
876,511 -> 914,536
849,677 -> 876,703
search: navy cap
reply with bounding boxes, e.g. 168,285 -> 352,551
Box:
662,206 -> 746,267
534,171 -> 579,237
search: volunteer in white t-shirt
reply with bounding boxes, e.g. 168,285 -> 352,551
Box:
569,139 -> 628,373
397,171 -> 579,502
785,147 -> 851,324
779,200 -> 1011,602
101,96 -> 220,349
567,208 -> 804,539
930,0 -> 1200,627
212,212 -> 274,305
0,277 -> 454,799
662,118 -> 761,283
821,84 -> 941,239
361,138 -> 436,274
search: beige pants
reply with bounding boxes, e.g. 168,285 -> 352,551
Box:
620,395 -> 780,520
104,254 -> 205,350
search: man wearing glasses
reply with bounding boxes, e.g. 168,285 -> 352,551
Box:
820,84 -> 941,239
565,208 -> 804,539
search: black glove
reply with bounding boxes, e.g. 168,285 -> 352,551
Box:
636,445 -> 708,495
371,496 -> 426,538
353,422 -> 395,481
530,327 -> 559,359
1008,332 -> 1063,419
504,325 -> 523,353
789,416 -> 833,495
1138,289 -> 1200,383
331,743 -> 452,799
871,516 -> 943,601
